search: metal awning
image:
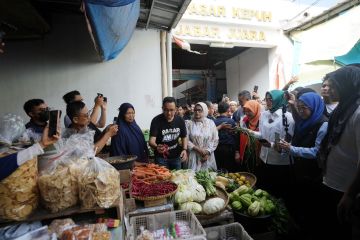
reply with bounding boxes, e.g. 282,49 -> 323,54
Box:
137,0 -> 191,31
0,0 -> 191,40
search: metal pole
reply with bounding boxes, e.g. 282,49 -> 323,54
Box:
160,31 -> 168,98
166,31 -> 173,97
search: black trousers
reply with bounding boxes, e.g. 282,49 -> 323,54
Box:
214,144 -> 235,172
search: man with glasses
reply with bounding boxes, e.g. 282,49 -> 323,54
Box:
149,97 -> 188,170
65,101 -> 117,154
23,99 -> 49,136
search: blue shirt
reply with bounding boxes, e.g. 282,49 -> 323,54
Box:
25,120 -> 45,134
290,122 -> 328,159
0,153 -> 19,181
214,116 -> 236,145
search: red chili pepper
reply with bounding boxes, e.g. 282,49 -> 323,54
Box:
131,181 -> 177,197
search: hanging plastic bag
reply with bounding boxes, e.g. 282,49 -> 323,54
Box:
78,155 -> 120,209
0,114 -> 26,145
37,131 -> 95,213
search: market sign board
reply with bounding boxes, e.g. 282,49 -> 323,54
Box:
174,0 -> 282,48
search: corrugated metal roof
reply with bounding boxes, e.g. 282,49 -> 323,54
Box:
137,0 -> 191,31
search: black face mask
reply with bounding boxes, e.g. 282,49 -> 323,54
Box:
38,110 -> 49,123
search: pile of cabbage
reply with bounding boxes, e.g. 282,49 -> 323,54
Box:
171,170 -> 225,215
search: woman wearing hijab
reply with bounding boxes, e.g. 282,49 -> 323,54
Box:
235,100 -> 262,170
278,92 -> 328,236
252,90 -> 295,202
110,103 -> 149,163
316,65 -> 360,240
279,92 -> 327,178
241,100 -> 261,131
185,102 -> 219,171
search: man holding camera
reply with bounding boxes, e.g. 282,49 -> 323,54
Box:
62,91 -> 107,128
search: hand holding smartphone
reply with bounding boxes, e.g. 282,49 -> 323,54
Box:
275,132 -> 280,145
48,110 -> 62,137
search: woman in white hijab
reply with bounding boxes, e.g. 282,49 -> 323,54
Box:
185,102 -> 219,171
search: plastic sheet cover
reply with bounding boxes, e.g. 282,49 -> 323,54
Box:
84,0 -> 139,61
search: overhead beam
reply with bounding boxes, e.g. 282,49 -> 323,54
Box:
286,0 -> 360,34
145,0 -> 155,29
170,0 -> 191,29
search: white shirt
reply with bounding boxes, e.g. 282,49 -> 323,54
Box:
255,109 -> 295,165
324,106 -> 360,192
326,103 -> 338,114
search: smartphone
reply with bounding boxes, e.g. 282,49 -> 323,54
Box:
103,97 -> 107,102
48,110 -> 62,137
258,139 -> 269,144
113,117 -> 118,124
254,85 -> 258,93
275,132 -> 280,144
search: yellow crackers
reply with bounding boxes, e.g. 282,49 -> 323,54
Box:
38,164 -> 79,213
0,157 -> 38,220
78,158 -> 120,209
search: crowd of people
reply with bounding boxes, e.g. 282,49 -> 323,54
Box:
0,64 -> 359,239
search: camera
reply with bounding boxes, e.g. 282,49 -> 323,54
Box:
96,93 -> 107,102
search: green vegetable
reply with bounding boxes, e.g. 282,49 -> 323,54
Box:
234,185 -> 250,196
239,193 -> 252,208
195,170 -> 217,197
254,189 -> 269,198
226,180 -> 239,193
247,201 -> 261,217
231,201 -> 242,211
229,192 -> 241,203
264,199 -> 276,214
262,190 -> 269,198
259,197 -> 267,208
254,189 -> 263,197
235,127 -> 258,172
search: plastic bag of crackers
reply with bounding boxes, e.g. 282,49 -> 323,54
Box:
78,156 -> 120,209
0,156 -> 39,220
38,131 -> 97,213
37,157 -> 81,213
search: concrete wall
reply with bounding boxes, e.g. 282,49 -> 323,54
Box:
0,14 -> 162,129
226,48 -> 269,101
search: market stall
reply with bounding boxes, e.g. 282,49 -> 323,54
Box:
0,119 -> 289,240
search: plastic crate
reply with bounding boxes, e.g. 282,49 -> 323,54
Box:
205,222 -> 253,240
129,210 -> 205,240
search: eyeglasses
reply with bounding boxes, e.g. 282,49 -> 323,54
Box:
77,110 -> 91,118
194,109 -> 203,112
297,105 -> 310,112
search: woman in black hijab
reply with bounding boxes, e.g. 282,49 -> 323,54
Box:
317,64 -> 360,240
